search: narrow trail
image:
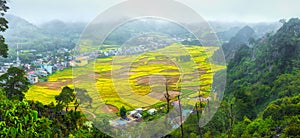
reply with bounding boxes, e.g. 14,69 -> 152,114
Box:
82,110 -> 96,119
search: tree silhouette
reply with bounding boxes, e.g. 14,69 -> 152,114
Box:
0,67 -> 29,100
75,88 -> 92,108
164,81 -> 171,113
55,86 -> 75,112
120,106 -> 127,119
0,0 -> 9,58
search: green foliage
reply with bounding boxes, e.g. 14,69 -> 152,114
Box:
225,18 -> 300,121
271,72 -> 300,98
0,0 -> 8,58
270,18 -> 300,73
1,15 -> 300,138
263,93 -> 300,120
55,86 -> 75,112
0,92 -> 52,137
193,18 -> 300,138
0,67 -> 30,101
283,116 -> 300,137
75,88 -> 92,108
120,106 -> 127,119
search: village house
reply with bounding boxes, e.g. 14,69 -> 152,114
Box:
57,48 -> 68,54
147,109 -> 157,115
129,108 -> 143,119
27,74 -> 39,84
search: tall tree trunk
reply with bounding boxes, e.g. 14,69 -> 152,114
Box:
75,105 -> 78,112
178,95 -> 184,138
198,93 -> 204,138
228,104 -> 234,138
196,103 -> 203,138
165,81 -> 171,114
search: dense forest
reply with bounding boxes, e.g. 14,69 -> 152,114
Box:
1,0 -> 300,137
168,18 -> 300,137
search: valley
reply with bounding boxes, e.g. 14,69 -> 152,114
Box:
26,43 -> 225,114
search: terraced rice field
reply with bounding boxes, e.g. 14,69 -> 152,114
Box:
26,43 -> 225,113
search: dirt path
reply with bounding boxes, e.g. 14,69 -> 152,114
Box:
81,110 -> 96,119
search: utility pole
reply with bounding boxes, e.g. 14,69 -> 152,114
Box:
16,43 -> 21,67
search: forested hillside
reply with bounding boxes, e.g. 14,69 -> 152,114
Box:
222,25 -> 256,61
0,3 -> 299,136
187,18 -> 300,137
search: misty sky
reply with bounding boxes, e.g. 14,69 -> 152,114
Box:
8,0 -> 300,24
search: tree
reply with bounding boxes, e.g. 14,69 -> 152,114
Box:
75,88 -> 92,108
0,67 -> 29,101
178,95 -> 184,138
120,106 -> 127,119
55,86 -> 75,112
271,73 -> 300,98
0,91 -> 52,137
279,19 -> 286,24
164,81 -> 171,113
283,116 -> 300,137
0,0 -> 9,58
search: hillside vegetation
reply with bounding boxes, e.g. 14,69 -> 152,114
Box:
173,18 -> 300,137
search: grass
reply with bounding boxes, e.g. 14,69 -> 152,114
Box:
26,43 -> 225,112
48,68 -> 73,82
26,85 -> 60,105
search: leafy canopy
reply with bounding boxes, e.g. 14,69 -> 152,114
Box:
0,67 -> 30,101
0,0 -> 9,58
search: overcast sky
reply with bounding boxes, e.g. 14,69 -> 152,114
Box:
7,0 -> 300,24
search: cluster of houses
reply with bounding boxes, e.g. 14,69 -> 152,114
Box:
129,108 -> 158,119
110,107 -> 158,127
110,99 -> 197,128
110,95 -> 216,128
70,36 -> 194,64
110,103 -> 194,129
0,63 -> 14,76
25,64 -> 54,84
0,45 -> 124,84
0,35 -> 194,83
0,48 -> 73,84
100,36 -> 175,57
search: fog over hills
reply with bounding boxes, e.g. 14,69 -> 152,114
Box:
2,15 -> 86,51
2,14 -> 282,51
4,14 -> 46,43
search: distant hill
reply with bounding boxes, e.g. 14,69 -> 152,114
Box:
2,15 -> 86,52
4,14 -> 46,44
210,21 -> 281,43
268,18 -> 300,72
2,15 -> 282,54
40,20 -> 86,39
251,22 -> 282,38
102,19 -> 191,45
216,26 -> 241,42
218,26 -> 256,62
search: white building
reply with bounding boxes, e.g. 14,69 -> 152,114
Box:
147,109 -> 157,115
